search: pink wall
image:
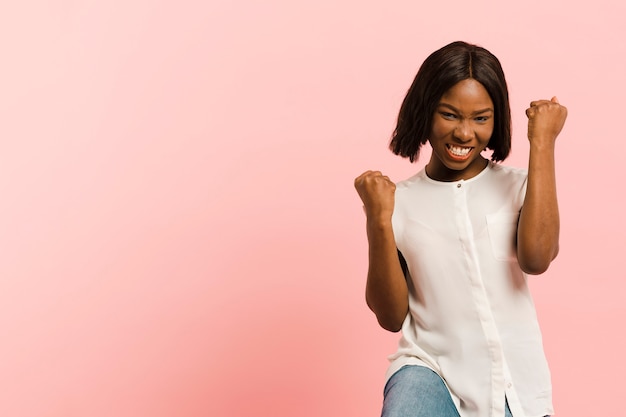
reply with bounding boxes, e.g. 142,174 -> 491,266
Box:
1,1 -> 624,416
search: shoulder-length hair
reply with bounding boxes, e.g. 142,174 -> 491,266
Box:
389,41 -> 511,162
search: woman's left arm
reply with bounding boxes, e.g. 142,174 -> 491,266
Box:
517,96 -> 568,275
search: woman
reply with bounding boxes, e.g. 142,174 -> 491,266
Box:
354,41 -> 567,417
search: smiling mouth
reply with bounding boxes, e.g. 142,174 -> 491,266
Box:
446,144 -> 474,160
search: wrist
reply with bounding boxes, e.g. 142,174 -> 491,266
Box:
528,139 -> 556,153
366,215 -> 393,230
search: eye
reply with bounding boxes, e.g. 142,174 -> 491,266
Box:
474,116 -> 491,123
440,112 -> 457,120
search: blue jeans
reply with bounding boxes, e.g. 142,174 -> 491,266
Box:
381,365 -> 514,417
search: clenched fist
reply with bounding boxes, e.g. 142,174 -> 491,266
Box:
354,170 -> 396,220
526,96 -> 568,145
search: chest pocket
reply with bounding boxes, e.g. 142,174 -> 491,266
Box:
486,212 -> 519,262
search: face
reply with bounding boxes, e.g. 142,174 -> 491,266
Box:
426,78 -> 494,181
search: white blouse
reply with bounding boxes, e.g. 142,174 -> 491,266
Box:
388,162 -> 553,417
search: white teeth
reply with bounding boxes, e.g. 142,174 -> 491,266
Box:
448,145 -> 471,156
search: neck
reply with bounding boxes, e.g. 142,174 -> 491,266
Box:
425,157 -> 489,182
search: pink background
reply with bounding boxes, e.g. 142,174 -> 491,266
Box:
1,1 -> 624,416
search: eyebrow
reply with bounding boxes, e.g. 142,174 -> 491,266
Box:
438,103 -> 494,115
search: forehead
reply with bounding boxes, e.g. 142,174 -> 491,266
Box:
439,79 -> 493,109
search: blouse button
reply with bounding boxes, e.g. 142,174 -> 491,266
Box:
457,183 -> 462,188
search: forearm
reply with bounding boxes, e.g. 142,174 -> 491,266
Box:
365,218 -> 409,332
517,142 -> 560,274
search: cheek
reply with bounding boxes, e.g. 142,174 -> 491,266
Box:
479,123 -> 495,141
430,120 -> 450,140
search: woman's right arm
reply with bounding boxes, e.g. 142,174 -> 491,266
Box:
354,171 -> 409,332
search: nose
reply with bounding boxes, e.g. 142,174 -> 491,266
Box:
454,120 -> 474,143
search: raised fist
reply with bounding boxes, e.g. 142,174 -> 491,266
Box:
526,96 -> 568,145
354,170 -> 396,220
